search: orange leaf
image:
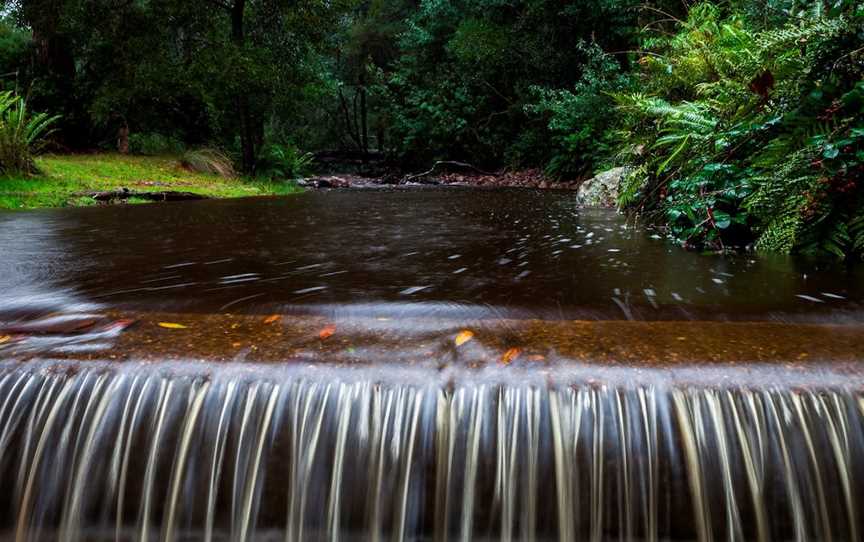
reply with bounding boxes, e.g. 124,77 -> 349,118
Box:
501,347 -> 522,365
319,324 -> 337,340
264,314 -> 282,325
455,330 -> 474,347
0,335 -> 10,345
158,322 -> 188,330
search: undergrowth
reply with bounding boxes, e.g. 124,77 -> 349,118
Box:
608,1 -> 864,260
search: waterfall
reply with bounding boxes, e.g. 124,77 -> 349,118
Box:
1,360 -> 862,541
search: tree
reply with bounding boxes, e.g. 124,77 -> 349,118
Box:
1,0 -> 353,172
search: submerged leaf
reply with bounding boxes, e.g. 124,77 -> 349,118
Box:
501,347 -> 522,365
319,324 -> 337,340
455,330 -> 475,347
158,322 -> 188,329
264,314 -> 282,325
0,335 -> 10,344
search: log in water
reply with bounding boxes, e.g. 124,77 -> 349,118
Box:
1,360 -> 861,541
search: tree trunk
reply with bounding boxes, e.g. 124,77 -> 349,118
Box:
231,0 -> 257,174
237,96 -> 257,174
117,123 -> 129,154
359,69 -> 368,161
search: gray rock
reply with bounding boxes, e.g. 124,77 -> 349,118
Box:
576,167 -> 631,208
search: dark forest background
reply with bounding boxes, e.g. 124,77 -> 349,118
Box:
0,0 -> 862,257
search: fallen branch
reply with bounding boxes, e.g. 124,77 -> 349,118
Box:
86,189 -> 209,202
402,161 -> 495,184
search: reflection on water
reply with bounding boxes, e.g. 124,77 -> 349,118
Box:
0,188 -> 861,324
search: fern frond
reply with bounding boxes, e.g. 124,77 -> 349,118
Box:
755,17 -> 848,53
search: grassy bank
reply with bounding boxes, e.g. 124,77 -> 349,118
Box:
0,153 -> 301,210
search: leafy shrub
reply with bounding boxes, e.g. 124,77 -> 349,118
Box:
255,143 -> 314,180
611,2 -> 864,258
180,148 -> 236,178
386,0 -> 644,169
0,92 -> 59,176
128,133 -> 185,156
745,82 -> 864,258
526,41 -> 629,179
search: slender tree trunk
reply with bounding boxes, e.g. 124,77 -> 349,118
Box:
359,68 -> 368,160
376,122 -> 385,153
117,123 -> 129,154
231,0 -> 257,174
338,88 -> 362,149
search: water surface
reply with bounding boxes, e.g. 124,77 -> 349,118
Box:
1,187 -> 861,324
2,189 -> 864,541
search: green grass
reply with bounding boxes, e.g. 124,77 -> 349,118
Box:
0,153 -> 302,210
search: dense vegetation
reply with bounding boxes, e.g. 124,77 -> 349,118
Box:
615,1 -> 864,258
0,0 -> 861,258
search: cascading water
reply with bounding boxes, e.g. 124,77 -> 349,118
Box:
1,360 -> 861,542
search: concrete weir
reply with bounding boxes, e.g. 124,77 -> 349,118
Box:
1,354 -> 863,541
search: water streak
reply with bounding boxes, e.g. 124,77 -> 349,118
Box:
0,362 -> 862,541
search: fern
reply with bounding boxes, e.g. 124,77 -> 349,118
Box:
608,0 -> 864,254
851,211 -> 864,258
617,165 -> 648,209
755,17 -> 848,53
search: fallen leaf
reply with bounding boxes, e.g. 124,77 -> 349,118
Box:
455,330 -> 474,347
264,314 -> 282,325
319,324 -> 337,340
528,354 -> 546,362
0,335 -> 10,344
501,347 -> 522,365
232,342 -> 243,348
158,322 -> 188,330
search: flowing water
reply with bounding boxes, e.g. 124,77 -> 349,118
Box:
1,188 -> 863,541
1,362 -> 863,541
1,188 -> 861,322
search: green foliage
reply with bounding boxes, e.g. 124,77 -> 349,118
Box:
0,91 -> 59,175
180,148 -> 236,178
745,82 -> 864,258
0,17 -> 30,87
527,41 -> 630,178
385,0 -> 644,168
255,143 -> 314,180
128,133 -> 185,156
609,1 -> 864,258
2,0 -> 353,173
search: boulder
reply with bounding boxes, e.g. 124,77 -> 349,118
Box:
576,167 -> 630,207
